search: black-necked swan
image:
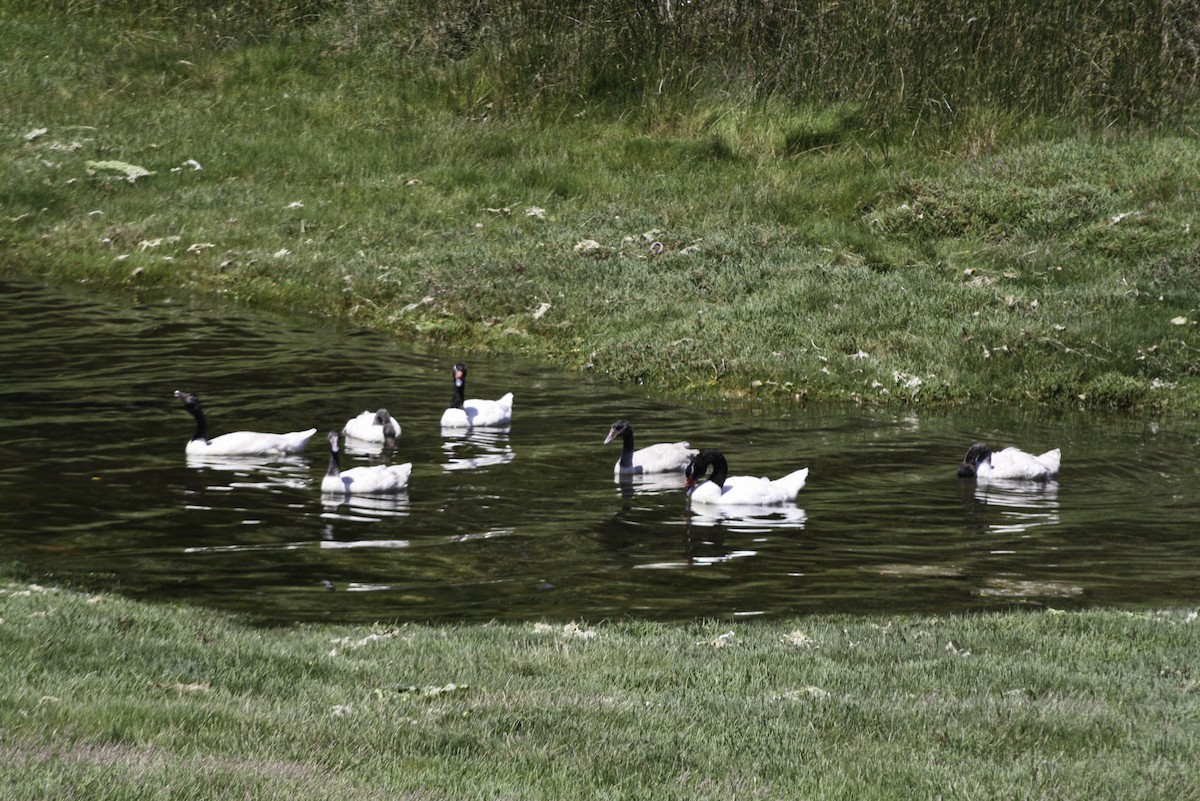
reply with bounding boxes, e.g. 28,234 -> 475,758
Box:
603,419 -> 697,475
174,390 -> 316,457
343,408 -> 401,446
321,431 -> 411,494
684,448 -> 809,506
957,443 -> 1060,481
439,363 -> 513,428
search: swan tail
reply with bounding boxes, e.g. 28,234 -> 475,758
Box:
288,428 -> 318,452
1037,449 -> 1061,475
774,467 -> 809,498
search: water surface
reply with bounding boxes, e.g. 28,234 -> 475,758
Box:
2,277 -> 1198,623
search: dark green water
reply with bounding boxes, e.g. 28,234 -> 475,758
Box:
2,277 -> 1198,623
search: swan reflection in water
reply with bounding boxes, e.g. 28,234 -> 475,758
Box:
320,490 -> 410,522
968,478 -> 1061,535
684,503 -> 809,531
633,505 -> 807,570
441,427 -> 515,472
615,471 -> 690,497
183,454 -> 311,491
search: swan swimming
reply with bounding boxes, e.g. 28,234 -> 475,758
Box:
684,448 -> 809,506
439,363 -> 513,429
957,443 -> 1060,481
603,419 -> 697,475
321,431 -> 411,494
342,408 -> 401,446
174,390 -> 315,457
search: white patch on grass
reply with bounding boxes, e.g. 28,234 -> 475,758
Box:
86,160 -> 154,183
533,621 -> 597,639
782,630 -> 819,649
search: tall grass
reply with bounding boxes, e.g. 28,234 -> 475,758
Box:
15,0 -> 1200,129
3,1 -> 1200,411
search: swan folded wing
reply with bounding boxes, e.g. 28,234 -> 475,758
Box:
444,393 -> 514,429
694,468 -> 808,506
987,448 -> 1060,480
187,428 -> 316,457
616,441 -> 697,474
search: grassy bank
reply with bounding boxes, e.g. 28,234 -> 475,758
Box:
2,1 -> 1200,411
1,576 -> 1196,799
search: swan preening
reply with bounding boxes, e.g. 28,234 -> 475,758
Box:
439,363 -> 513,428
322,430 -> 411,494
957,443 -> 1060,481
603,419 -> 697,475
343,408 -> 401,446
684,448 -> 809,506
175,390 -> 316,457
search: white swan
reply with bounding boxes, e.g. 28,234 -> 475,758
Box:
685,449 -> 809,506
957,443 -> 1060,481
604,419 -> 697,475
439,363 -> 513,428
342,408 -> 401,446
175,390 -> 316,457
321,431 -> 411,494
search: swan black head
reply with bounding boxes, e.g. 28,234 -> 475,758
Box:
604,419 -> 632,446
957,443 -> 992,477
685,448 -> 728,488
174,389 -> 202,412
449,363 -> 468,409
374,409 -> 399,448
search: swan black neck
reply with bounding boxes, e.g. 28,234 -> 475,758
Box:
688,448 -> 729,487
175,390 -> 209,443
957,443 -> 992,478
449,364 -> 467,409
608,420 -> 636,469
325,431 -> 342,478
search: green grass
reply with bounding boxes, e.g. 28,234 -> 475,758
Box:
2,1 -> 1200,413
2,575 -> 1197,800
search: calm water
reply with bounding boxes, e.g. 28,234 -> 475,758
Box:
2,277 -> 1198,623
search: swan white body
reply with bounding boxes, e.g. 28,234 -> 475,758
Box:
342,409 -> 401,445
604,419 -> 696,475
322,431 -> 411,494
175,390 -> 315,457
958,443 -> 1060,481
439,363 -> 513,428
685,449 -> 808,506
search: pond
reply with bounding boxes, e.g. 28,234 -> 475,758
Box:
2,276 -> 1198,623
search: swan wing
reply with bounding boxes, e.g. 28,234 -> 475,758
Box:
985,448 -> 1059,480
327,463 -> 412,494
618,442 -> 698,474
188,428 -> 316,457
692,470 -> 806,506
442,394 -> 512,429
